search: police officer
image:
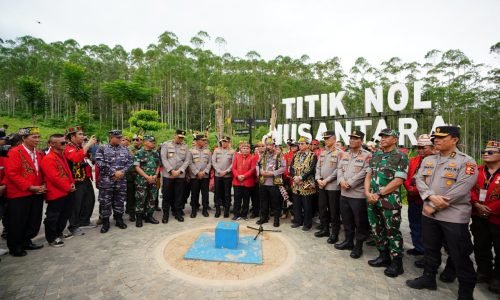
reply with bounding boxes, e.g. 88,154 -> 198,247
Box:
315,131 -> 343,241
188,134 -> 212,218
336,130 -> 372,258
126,134 -> 142,222
364,128 -> 408,278
407,126 -> 478,300
212,136 -> 234,218
95,130 -> 133,233
160,129 -> 190,223
133,135 -> 160,227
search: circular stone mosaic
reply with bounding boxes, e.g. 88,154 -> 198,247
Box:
154,225 -> 296,287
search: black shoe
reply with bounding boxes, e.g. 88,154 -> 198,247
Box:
406,248 -> 424,256
256,218 -> 268,225
273,217 -> 280,227
327,233 -> 339,244
175,215 -> 184,222
384,256 -> 404,277
316,224 -> 325,230
350,241 -> 363,259
24,241 -> 44,250
136,217 -> 143,228
10,249 -> 27,257
223,208 -> 230,218
115,215 -> 127,229
190,211 -> 197,218
202,209 -> 209,217
368,251 -> 391,268
302,226 -> 311,231
162,213 -> 169,224
215,207 -> 221,218
334,240 -> 354,250
314,229 -> 330,238
406,274 -> 437,290
129,214 -> 136,222
145,214 -> 159,224
290,223 -> 301,228
414,259 -> 424,269
439,271 -> 456,283
101,218 -> 110,233
249,213 -> 259,219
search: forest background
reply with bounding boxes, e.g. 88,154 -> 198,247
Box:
0,31 -> 498,159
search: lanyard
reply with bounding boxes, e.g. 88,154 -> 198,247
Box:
483,168 -> 500,190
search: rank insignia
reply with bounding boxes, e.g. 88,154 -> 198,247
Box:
450,152 -> 456,158
449,163 -> 456,167
426,170 -> 432,175
447,180 -> 453,186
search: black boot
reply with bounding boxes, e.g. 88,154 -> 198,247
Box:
350,240 -> 363,259
136,214 -> 143,227
414,258 -> 424,269
384,255 -> 404,277
129,213 -> 136,222
458,282 -> 475,300
368,250 -> 391,267
439,258 -> 457,283
202,208 -> 209,217
314,227 -> 330,238
256,218 -> 268,225
100,218 -> 110,233
273,216 -> 280,227
145,213 -> 159,224
334,239 -> 354,250
115,214 -> 127,229
406,273 -> 437,290
326,230 -> 340,244
215,207 -> 221,218
162,210 -> 169,223
223,207 -> 230,218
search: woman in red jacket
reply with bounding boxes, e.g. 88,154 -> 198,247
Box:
41,134 -> 76,248
471,140 -> 500,293
4,127 -> 46,257
231,141 -> 256,220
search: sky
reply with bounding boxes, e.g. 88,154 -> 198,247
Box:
0,0 -> 499,70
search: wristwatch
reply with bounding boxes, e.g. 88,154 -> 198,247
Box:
376,191 -> 383,197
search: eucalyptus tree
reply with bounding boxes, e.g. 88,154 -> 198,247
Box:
16,75 -> 46,125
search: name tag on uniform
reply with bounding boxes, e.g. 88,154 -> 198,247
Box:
479,189 -> 487,202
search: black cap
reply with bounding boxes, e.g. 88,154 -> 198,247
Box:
379,128 -> 399,137
431,126 -> 460,138
220,136 -> 231,142
108,129 -> 122,137
175,129 -> 186,137
286,139 -> 294,145
194,134 -> 205,140
349,130 -> 366,139
322,131 -> 335,139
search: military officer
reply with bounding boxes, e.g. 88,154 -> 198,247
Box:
315,131 -> 343,242
407,126 -> 478,300
336,130 -> 372,259
188,134 -> 212,218
95,130 -> 133,233
126,134 -> 142,222
133,135 -> 160,227
160,129 -> 190,223
212,136 -> 235,218
364,128 -> 408,278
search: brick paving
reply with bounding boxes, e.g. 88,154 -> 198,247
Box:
0,194 -> 496,300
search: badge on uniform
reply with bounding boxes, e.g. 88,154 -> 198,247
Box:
479,189 -> 487,202
449,163 -> 456,167
465,162 -> 476,175
446,180 -> 453,186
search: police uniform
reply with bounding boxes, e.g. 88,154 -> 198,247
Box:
133,135 -> 160,227
407,126 -> 478,299
336,130 -> 372,258
188,134 -> 212,217
160,129 -> 190,222
315,131 -> 343,241
95,130 -> 132,233
289,137 -> 317,230
366,128 -> 408,277
212,136 -> 235,218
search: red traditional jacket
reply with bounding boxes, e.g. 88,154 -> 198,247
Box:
404,155 -> 424,205
4,144 -> 44,199
283,150 -> 296,186
64,143 -> 92,181
41,150 -> 75,200
232,152 -> 257,188
471,165 -> 500,225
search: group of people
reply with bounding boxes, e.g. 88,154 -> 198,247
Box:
0,124 -> 498,300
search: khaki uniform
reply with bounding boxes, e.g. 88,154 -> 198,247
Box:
212,148 -> 234,178
160,140 -> 190,178
188,146 -> 212,210
315,147 -> 342,191
337,149 -> 372,199
212,147 -> 234,211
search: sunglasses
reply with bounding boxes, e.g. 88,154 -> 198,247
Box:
58,141 -> 67,146
481,150 -> 499,155
132,138 -> 139,141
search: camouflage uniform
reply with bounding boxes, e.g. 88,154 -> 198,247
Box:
133,148 -> 160,215
95,143 -> 133,219
126,145 -> 141,216
367,148 -> 408,256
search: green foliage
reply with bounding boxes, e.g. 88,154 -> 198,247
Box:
16,75 -> 46,124
128,109 -> 164,132
63,62 -> 89,103
102,79 -> 157,104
